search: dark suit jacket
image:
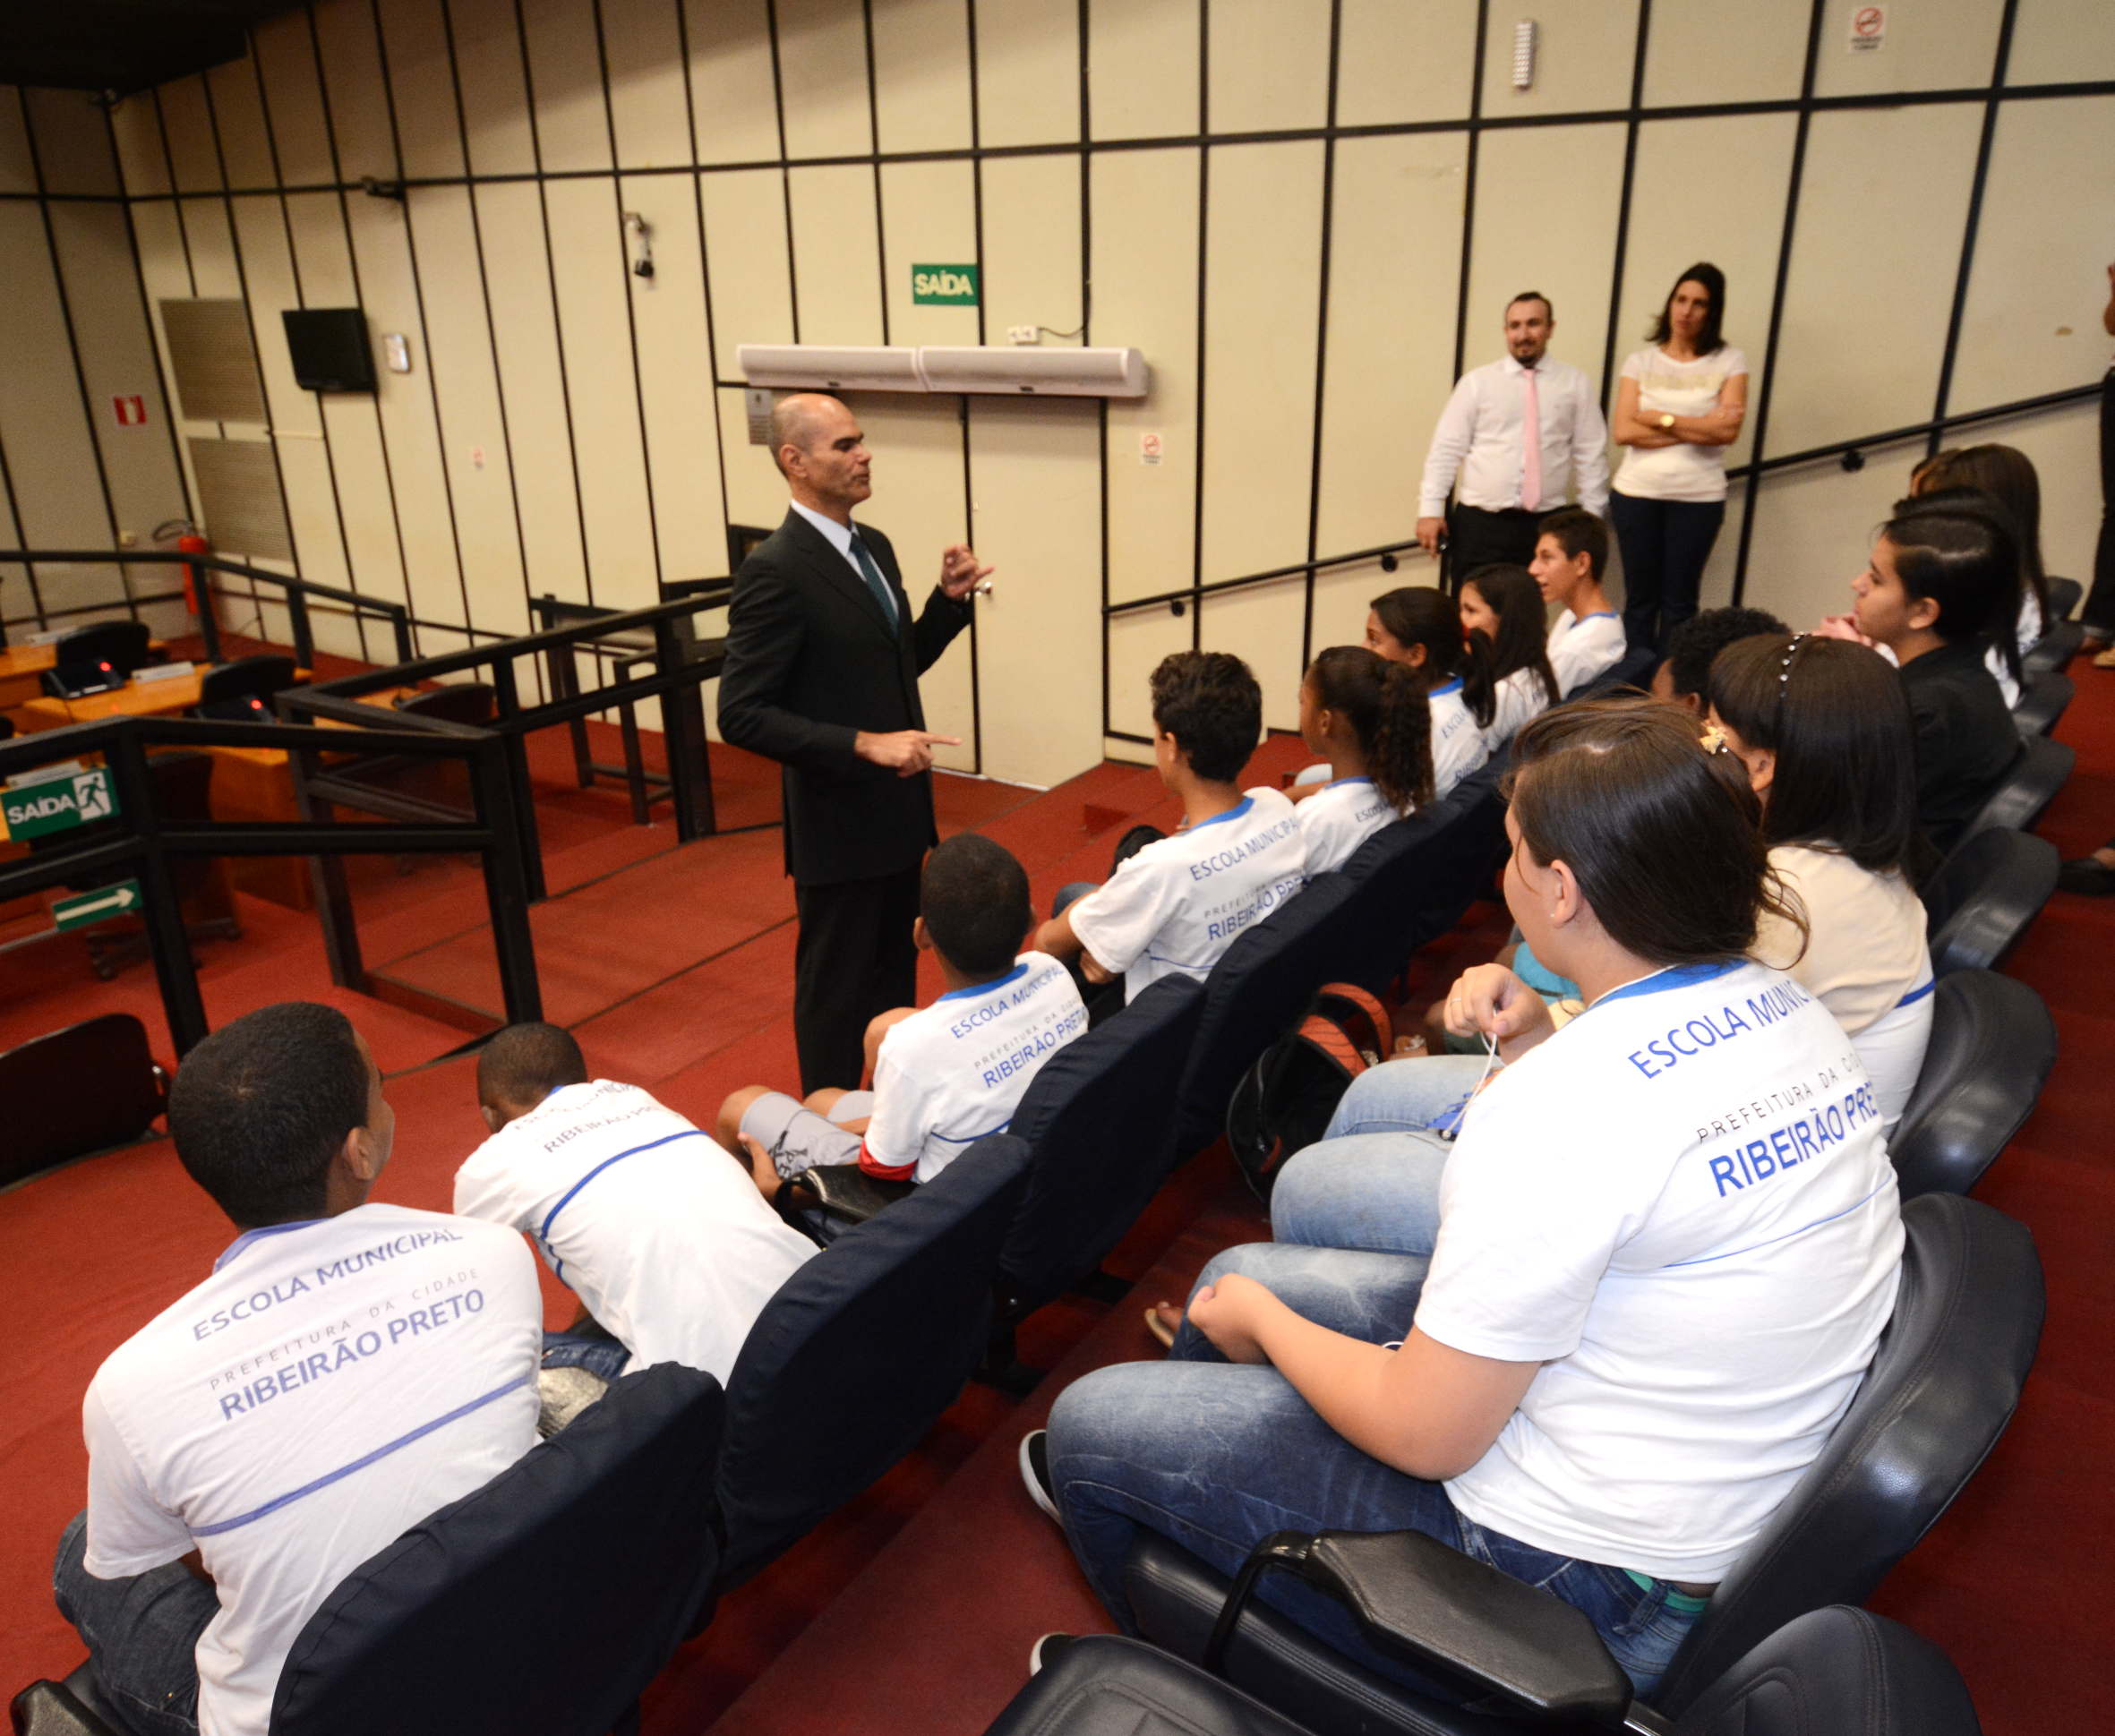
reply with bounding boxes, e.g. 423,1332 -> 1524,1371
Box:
717,509 -> 973,885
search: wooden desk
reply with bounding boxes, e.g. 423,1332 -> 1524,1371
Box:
9,664 -> 233,732
0,639 -> 166,710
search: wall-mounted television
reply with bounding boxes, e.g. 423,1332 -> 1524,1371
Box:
282,308 -> 376,393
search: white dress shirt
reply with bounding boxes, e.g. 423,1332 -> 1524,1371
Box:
1418,356 -> 1611,520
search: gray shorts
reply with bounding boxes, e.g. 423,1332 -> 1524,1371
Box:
740,1090 -> 876,1181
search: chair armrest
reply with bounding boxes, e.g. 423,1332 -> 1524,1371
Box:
10,1678 -> 124,1736
798,1163 -> 915,1225
1210,1529 -> 1633,1725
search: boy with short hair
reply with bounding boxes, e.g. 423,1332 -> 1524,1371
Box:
1530,507 -> 1626,693
1035,650 -> 1307,1003
718,832 -> 1088,1190
453,1022 -> 817,1385
1650,605 -> 1790,714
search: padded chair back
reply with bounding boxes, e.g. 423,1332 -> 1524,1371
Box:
196,654 -> 300,721
270,1363 -> 725,1736
1888,971 -> 2056,1199
1674,1605 -> 1982,1736
2021,619 -> 2082,678
54,620 -> 151,680
715,1133 -> 1033,1586
2010,670 -> 2072,737
1650,1193 -> 2042,1717
2043,574 -> 2081,620
0,1013 -> 165,1190
1954,734 -> 2071,846
997,974 -> 1207,1314
395,681 -> 499,727
1925,828 -> 2058,976
1566,643 -> 1658,699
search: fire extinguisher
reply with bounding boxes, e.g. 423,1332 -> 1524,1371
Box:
176,532 -> 209,618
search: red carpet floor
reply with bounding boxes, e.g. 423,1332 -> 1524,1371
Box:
1,671 -> 2109,1732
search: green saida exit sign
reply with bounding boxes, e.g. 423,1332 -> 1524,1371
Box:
912,263 -> 980,305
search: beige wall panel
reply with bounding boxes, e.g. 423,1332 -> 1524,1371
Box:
1093,147 -> 1199,606
0,205 -> 110,550
1614,113 -> 1797,475
24,87 -> 123,195
878,159 -> 980,346
702,168 -> 793,372
1643,0 -> 1809,107
2009,0 -> 2115,83
544,177 -> 659,608
1465,124 -> 1625,418
1200,141 -> 1325,586
1952,97 -> 2115,409
603,0 -> 692,168
1309,557 -> 1407,652
0,89 -> 33,193
1742,439 -> 1924,630
378,0 -> 467,181
618,172 -> 726,582
974,0 -> 1082,149
718,388 -> 789,528
968,396 -> 1102,786
1107,608 -> 1190,740
175,197 -> 244,298
980,155 -> 1083,348
787,163 -> 885,346
1197,581 -> 1308,732
1974,401 -> 2101,586
47,204 -> 188,543
207,59 -> 278,188
314,0 -> 402,182
1813,0 -> 2000,98
450,0 -> 539,176
1316,132 -> 1469,555
1337,0 -> 1478,127
774,0 -> 873,159
1210,0 -> 1331,133
683,0 -> 781,165
1480,0 -> 1640,117
129,202 -> 210,526
523,0 -> 615,174
109,94 -> 172,196
253,12 -> 338,186
154,78 -> 225,192
404,185 -> 530,634
1088,0 -> 1200,141
475,181 -> 590,600
870,0 -> 973,154
1768,105 -> 1982,455
1694,488 -> 1747,614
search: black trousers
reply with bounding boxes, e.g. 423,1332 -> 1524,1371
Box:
1444,505 -> 1546,592
1608,492 -> 1726,658
792,865 -> 920,1095
2082,369 -> 2115,637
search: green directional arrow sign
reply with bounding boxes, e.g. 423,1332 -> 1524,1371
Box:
0,766 -> 118,841
54,879 -> 142,932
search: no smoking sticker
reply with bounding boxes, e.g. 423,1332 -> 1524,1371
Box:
1848,4 -> 1886,52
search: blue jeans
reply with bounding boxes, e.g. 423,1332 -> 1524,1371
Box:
541,1326 -> 631,1381
53,1512 -> 211,1736
1046,1244 -> 1701,1699
1267,1056 -> 1486,1254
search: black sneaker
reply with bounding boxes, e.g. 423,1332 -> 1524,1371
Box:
1019,1429 -> 1060,1523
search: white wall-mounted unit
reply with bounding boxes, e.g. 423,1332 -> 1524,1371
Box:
736,345 -> 924,393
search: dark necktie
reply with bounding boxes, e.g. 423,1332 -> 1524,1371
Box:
847,530 -> 899,629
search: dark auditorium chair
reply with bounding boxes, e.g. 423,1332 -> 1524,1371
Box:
53,620 -> 153,683
11,1364 -> 725,1736
0,1013 -> 167,1191
1117,1192 -> 2041,1735
2011,669 -> 2072,738
2022,619 -> 2083,678
2044,574 -> 2082,620
1923,827 -> 2059,976
192,654 -> 301,722
1951,733 -> 2071,849
1889,971 -> 2056,1199
981,1609 -> 1983,1736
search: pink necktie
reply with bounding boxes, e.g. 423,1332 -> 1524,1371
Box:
1520,367 -> 1543,509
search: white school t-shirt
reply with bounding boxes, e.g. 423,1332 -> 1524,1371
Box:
1417,958 -> 1903,1583
1613,345 -> 1750,503
1547,607 -> 1625,695
861,952 -> 1090,1181
1069,788 -> 1308,1002
81,1205 -> 542,1736
1482,666 -> 1555,751
1297,776 -> 1400,875
1428,679 -> 1492,800
453,1080 -> 816,1381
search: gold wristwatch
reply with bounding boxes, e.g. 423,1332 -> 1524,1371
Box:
1657,412 -> 1676,430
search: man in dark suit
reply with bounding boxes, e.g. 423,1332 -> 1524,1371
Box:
718,393 -> 992,1093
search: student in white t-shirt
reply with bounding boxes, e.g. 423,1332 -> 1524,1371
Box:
1531,506 -> 1626,694
1707,633 -> 1935,1130
1030,699 -> 1902,1700
1290,646 -> 1432,874
722,832 -> 1088,1191
1039,650 -> 1307,1004
1457,563 -> 1562,749
1609,264 -> 1750,657
453,1023 -> 816,1389
55,1003 -> 542,1736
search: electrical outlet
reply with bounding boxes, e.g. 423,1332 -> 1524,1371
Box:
1007,325 -> 1040,346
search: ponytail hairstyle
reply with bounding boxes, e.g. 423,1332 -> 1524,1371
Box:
1879,487 -> 2020,658
1307,646 -> 1435,813
1370,585 -> 1498,727
1912,444 -> 2051,666
1460,564 -> 1560,706
1505,697 -> 1803,965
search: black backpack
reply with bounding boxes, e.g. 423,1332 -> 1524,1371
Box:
1226,982 -> 1396,1203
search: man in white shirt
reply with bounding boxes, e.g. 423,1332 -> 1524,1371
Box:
454,1022 -> 817,1385
56,1003 -> 541,1736
1417,294 -> 1611,586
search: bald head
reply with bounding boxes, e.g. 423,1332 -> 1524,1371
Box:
769,392 -> 871,521
768,393 -> 841,475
